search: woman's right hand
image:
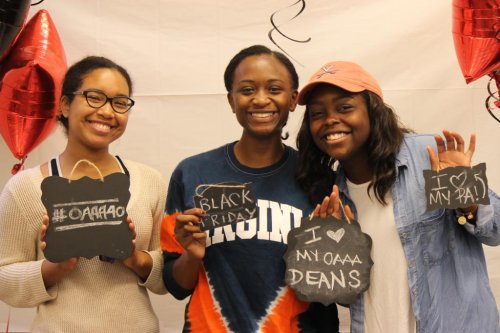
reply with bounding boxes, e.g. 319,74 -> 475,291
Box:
175,208 -> 207,261
312,185 -> 355,221
40,214 -> 78,288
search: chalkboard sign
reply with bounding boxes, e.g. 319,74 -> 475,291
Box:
424,163 -> 489,211
41,173 -> 133,263
284,216 -> 373,305
193,182 -> 257,231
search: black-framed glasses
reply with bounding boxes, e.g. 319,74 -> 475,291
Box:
71,90 -> 135,114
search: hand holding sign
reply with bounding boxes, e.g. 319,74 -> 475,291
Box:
40,214 -> 79,287
284,215 -> 373,306
174,208 -> 207,261
425,130 -> 489,211
427,130 -> 475,171
313,185 -> 354,221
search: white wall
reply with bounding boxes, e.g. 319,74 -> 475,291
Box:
1,1 -> 499,332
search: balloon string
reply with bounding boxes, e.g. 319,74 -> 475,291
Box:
5,307 -> 10,333
11,157 -> 27,175
486,73 -> 500,123
68,159 -> 104,182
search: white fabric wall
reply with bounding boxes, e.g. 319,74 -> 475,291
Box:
0,1 -> 498,332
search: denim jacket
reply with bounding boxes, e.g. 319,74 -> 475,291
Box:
335,134 -> 500,333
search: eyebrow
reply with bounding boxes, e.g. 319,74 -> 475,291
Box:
236,79 -> 286,84
309,91 -> 356,104
83,88 -> 130,97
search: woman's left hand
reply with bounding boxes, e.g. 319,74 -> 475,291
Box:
427,130 -> 478,216
125,216 -> 137,253
427,129 -> 476,170
312,185 -> 354,221
121,217 -> 153,281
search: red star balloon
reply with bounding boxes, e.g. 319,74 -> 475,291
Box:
0,9 -> 67,174
452,0 -> 500,83
0,0 -> 31,62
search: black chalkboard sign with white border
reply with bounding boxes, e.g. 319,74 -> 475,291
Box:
423,163 -> 489,211
284,215 -> 373,305
41,173 -> 133,263
193,182 -> 257,231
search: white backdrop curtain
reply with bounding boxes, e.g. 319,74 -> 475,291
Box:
0,1 -> 499,332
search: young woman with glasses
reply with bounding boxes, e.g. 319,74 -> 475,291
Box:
0,56 -> 168,332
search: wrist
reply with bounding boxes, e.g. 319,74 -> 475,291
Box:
185,250 -> 203,264
123,250 -> 153,280
42,259 -> 74,288
457,205 -> 478,214
123,250 -> 142,270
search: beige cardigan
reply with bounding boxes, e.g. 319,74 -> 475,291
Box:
0,160 -> 167,333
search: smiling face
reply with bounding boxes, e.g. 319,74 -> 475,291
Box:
227,54 -> 298,140
61,68 -> 130,153
307,84 -> 371,165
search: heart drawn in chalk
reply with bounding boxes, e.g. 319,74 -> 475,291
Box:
450,171 -> 467,189
327,228 -> 345,243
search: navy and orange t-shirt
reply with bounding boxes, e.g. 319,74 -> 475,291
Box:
162,143 -> 339,332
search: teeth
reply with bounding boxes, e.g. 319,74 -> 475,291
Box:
90,122 -> 111,132
251,112 -> 274,118
326,133 -> 346,140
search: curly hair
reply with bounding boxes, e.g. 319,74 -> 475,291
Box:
296,90 -> 412,205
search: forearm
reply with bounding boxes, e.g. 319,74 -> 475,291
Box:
0,261 -> 55,307
172,251 -> 202,290
465,190 -> 500,246
122,250 -> 153,281
41,259 -> 77,288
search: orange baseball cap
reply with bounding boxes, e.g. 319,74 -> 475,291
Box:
297,61 -> 383,105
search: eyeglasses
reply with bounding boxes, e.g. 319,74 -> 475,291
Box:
71,90 -> 135,114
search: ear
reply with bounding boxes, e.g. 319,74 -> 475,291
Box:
227,92 -> 236,114
60,95 -> 71,118
289,90 -> 299,112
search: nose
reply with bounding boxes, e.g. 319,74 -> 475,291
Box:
252,89 -> 270,106
325,110 -> 339,126
96,100 -> 114,118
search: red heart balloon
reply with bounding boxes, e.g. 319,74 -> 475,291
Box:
0,0 -> 31,61
452,0 -> 500,83
0,9 -> 67,174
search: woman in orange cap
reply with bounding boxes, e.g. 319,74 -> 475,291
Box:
296,60 -> 500,333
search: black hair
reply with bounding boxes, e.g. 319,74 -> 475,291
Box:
223,44 -> 299,91
58,56 -> 133,131
296,89 -> 413,205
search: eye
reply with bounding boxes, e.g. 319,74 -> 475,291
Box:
268,86 -> 284,94
337,104 -> 353,113
308,107 -> 325,120
86,92 -> 105,103
239,87 -> 255,95
113,97 -> 130,108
